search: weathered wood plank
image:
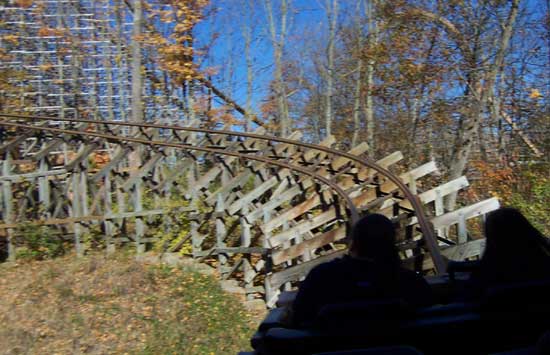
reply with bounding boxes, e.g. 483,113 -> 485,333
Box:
65,143 -> 99,172
121,154 -> 163,192
31,140 -> 63,161
272,226 -> 346,265
0,209 -> 168,229
263,151 -> 404,233
204,131 -> 303,205
379,161 -> 438,194
421,239 -> 486,269
400,176 -> 470,210
91,147 -> 131,182
227,135 -> 335,215
1,156 -> 15,260
340,151 -> 404,186
430,198 -> 500,229
268,250 -> 346,291
194,127 -> 268,191
263,191 -> 328,233
269,208 -> 338,247
0,168 -> 68,181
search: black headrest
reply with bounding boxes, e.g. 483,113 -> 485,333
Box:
481,278 -> 550,312
446,260 -> 481,281
316,299 -> 412,327
313,346 -> 424,355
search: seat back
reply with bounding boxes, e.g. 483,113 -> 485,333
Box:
481,278 -> 550,314
315,299 -> 412,329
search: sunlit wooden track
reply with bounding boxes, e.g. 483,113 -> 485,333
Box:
0,113 -> 499,306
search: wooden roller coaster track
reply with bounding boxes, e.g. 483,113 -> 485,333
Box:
0,113 -> 499,306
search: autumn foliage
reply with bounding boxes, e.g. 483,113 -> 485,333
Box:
144,0 -> 210,84
0,254 -> 255,354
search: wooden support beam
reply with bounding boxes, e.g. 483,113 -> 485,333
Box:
65,142 -> 99,171
204,131 -> 302,205
0,206 -> 167,230
91,147 -> 131,182
2,155 -> 15,261
133,180 -> 145,254
379,161 -> 438,194
421,239 -> 486,269
400,176 -> 470,210
430,198 -> 500,230
31,140 -> 63,161
262,151 -> 404,232
268,208 -> 338,247
339,151 -> 404,186
0,168 -> 68,181
215,194 -> 227,274
267,250 -> 346,291
38,157 -> 51,217
71,169 -> 83,257
194,126 -> 267,192
30,123 -> 87,161
0,123 -> 47,155
272,226 -> 346,265
121,154 -> 163,192
104,174 -> 115,254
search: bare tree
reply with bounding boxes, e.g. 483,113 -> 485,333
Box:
265,0 -> 290,136
131,0 -> 143,124
324,0 -> 338,138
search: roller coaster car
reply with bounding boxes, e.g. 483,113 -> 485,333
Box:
247,274 -> 550,355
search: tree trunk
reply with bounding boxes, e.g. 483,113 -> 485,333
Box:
130,0 -> 143,167
131,0 -> 143,124
441,0 -> 519,210
351,58 -> 363,147
351,0 -> 364,147
265,0 -> 289,136
242,0 -> 255,132
115,2 -> 126,122
325,0 -> 338,138
363,0 -> 378,155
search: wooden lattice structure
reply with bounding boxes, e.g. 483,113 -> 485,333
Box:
0,114 -> 500,306
0,0 -> 203,122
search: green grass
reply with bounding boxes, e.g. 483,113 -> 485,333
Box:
0,254 -> 256,355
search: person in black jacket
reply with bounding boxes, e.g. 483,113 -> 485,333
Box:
290,213 -> 434,327
466,207 -> 550,298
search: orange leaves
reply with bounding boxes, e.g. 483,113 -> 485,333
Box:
14,0 -> 33,8
529,88 -> 542,99
38,63 -> 54,72
467,160 -> 517,201
2,35 -> 19,45
91,152 -> 110,168
142,1 -> 210,84
37,27 -> 64,37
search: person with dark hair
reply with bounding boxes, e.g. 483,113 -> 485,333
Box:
290,213 -> 434,327
466,207 -> 550,298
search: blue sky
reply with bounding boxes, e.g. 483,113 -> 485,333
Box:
191,0 -> 549,117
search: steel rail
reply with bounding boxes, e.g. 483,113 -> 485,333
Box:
0,113 -> 446,272
0,120 -> 359,222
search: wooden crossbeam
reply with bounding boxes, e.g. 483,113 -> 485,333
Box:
226,135 -> 335,215
272,226 -> 346,265
269,208 -> 338,247
262,150 -> 403,233
267,250 -> 347,291
431,197 -> 500,229
194,127 -> 267,191
0,209 -> 170,229
0,168 -> 68,181
65,143 -> 99,171
121,154 -> 163,192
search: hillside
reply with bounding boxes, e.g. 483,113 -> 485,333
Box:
0,254 -> 256,354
